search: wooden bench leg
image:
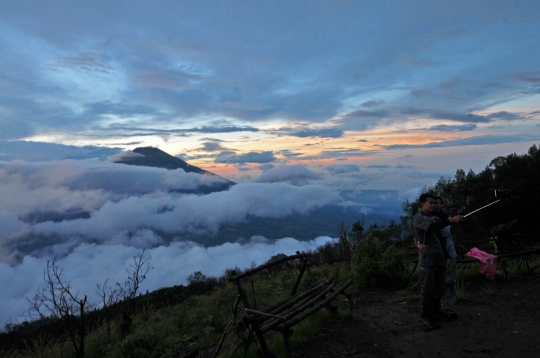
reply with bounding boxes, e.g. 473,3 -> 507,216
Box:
521,254 -> 532,273
282,328 -> 293,357
254,326 -> 274,358
344,292 -> 353,316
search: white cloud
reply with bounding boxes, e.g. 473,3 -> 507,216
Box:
30,182 -> 338,241
0,162 -> 110,215
0,158 -> 339,266
107,151 -> 145,162
256,164 -> 322,185
0,235 -> 333,325
0,159 -> 230,217
0,157 -> 339,324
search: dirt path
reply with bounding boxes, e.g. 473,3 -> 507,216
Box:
294,275 -> 540,358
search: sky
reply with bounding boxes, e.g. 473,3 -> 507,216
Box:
1,0 -> 540,325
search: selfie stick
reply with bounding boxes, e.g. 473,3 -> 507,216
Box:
463,200 -> 500,218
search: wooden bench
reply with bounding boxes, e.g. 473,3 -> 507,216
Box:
227,252 -> 353,357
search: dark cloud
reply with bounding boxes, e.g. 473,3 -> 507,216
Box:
0,0 -> 538,146
199,142 -> 226,152
218,101 -> 275,112
47,51 -> 112,73
336,116 -> 379,132
398,57 -> 438,67
522,85 -> 540,94
281,127 -> 344,138
277,150 -> 302,158
427,110 -> 490,123
394,164 -> 414,169
397,154 -> 414,160
325,164 -> 360,175
84,101 -> 161,116
115,141 -> 144,146
345,109 -> 389,119
258,163 -> 275,172
132,69 -> 201,90
512,70 -> 540,83
410,88 -> 431,98
361,100 -> 385,108
365,164 -> 391,169
420,124 -> 477,132
255,165 -> 322,185
438,76 -> 469,90
215,84 -> 343,122
215,151 -> 275,164
301,149 -> 375,160
382,134 -> 538,150
398,108 -> 525,123
0,140 -> 122,162
357,139 -> 368,142
97,125 -> 258,137
199,137 -> 226,142
486,111 -> 524,121
190,126 -> 259,133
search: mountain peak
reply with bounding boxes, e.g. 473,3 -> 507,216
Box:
113,147 -> 235,190
127,147 -> 205,173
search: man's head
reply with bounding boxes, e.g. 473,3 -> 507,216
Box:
418,193 -> 437,213
434,196 -> 444,213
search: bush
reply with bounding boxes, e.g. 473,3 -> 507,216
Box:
352,233 -> 409,289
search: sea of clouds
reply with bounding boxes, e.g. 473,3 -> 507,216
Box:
0,159 -> 339,325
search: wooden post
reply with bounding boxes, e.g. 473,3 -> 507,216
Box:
345,292 -> 353,315
290,258 -> 307,296
232,273 -> 274,358
250,276 -> 257,309
232,295 -> 240,314
212,321 -> 232,358
282,328 -> 293,357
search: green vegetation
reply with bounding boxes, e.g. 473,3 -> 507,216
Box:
352,232 -> 410,289
5,255 -> 539,357
401,143 -> 540,244
2,258 -> 359,358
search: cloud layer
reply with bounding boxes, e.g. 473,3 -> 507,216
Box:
0,235 -> 333,325
0,160 -> 338,262
0,155 -> 345,325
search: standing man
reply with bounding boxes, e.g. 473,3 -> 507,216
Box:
414,193 -> 463,330
434,196 -> 459,319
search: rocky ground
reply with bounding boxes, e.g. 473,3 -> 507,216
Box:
294,274 -> 540,358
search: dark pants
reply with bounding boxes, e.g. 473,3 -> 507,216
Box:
419,265 -> 445,318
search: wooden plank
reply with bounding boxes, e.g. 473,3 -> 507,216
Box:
245,308 -> 286,321
246,279 -> 330,317
260,282 -> 337,333
280,279 -> 354,329
263,281 -> 333,318
228,253 -> 311,282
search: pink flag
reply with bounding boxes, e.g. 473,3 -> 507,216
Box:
466,247 -> 498,279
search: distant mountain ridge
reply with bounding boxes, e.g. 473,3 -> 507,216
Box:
114,146 -> 235,192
